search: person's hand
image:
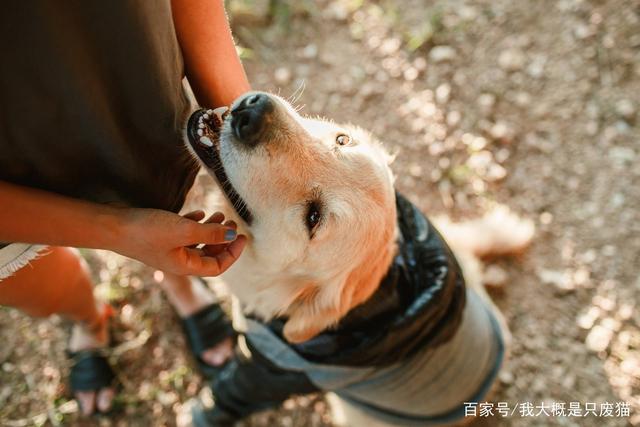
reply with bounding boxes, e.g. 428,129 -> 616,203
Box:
115,208 -> 246,276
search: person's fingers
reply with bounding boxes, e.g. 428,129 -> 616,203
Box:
182,210 -> 206,221
76,391 -> 96,416
183,235 -> 246,276
96,387 -> 115,413
187,222 -> 237,246
204,212 -> 225,224
226,234 -> 246,259
200,221 -> 238,257
202,235 -> 247,274
202,243 -> 228,257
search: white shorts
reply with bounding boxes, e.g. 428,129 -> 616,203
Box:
0,243 -> 47,281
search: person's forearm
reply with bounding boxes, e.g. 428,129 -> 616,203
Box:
0,181 -> 123,249
172,0 -> 251,107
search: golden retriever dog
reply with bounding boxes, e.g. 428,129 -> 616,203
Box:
185,92 -> 534,426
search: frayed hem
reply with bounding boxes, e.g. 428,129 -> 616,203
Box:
0,244 -> 49,281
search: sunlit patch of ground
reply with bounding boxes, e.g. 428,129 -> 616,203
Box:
1,0 -> 638,425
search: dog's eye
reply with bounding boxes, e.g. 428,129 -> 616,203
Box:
305,202 -> 322,237
336,134 -> 351,146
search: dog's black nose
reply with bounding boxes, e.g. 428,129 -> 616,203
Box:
231,93 -> 273,146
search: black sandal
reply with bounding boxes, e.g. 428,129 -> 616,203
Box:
67,304 -> 116,414
67,349 -> 116,414
182,303 -> 236,379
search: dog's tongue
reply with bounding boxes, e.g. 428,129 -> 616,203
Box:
192,106 -> 229,148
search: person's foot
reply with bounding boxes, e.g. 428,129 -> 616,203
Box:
160,273 -> 234,367
68,306 -> 115,415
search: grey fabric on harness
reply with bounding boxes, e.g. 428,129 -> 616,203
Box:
209,193 -> 504,425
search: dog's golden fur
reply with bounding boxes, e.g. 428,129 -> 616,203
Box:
188,91 -> 534,425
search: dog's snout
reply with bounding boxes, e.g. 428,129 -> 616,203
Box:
231,93 -> 273,146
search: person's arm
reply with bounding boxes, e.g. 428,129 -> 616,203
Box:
0,181 -> 245,276
172,0 -> 251,107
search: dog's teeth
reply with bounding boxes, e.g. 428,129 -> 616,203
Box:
199,136 -> 213,147
207,109 -> 214,115
213,106 -> 229,119
197,129 -> 204,136
198,123 -> 205,129
202,113 -> 210,120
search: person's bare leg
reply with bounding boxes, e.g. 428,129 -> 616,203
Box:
159,272 -> 234,366
0,247 -> 113,415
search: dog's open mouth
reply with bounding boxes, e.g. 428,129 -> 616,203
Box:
187,108 -> 253,225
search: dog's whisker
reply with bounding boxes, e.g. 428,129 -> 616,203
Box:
289,80 -> 306,104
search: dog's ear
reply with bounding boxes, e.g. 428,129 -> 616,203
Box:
283,190 -> 398,344
283,240 -> 396,343
283,280 -> 346,343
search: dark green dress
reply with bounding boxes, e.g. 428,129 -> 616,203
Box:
0,1 -> 198,213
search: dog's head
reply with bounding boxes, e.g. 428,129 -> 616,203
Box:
187,92 -> 397,342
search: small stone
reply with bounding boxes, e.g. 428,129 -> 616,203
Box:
467,150 -> 493,171
326,2 -> 349,21
513,91 -> 531,107
580,249 -> 597,263
573,23 -> 593,40
403,67 -> 419,81
573,268 -> 590,286
486,163 -> 507,181
593,295 -> 615,311
446,110 -> 461,127
379,37 -> 401,55
227,0 -> 271,25
409,164 -> 423,177
498,48 -> 526,72
458,5 -> 478,21
532,377 -> 547,394
527,56 -> 546,78
608,146 -> 635,164
495,147 -> 510,163
274,67 -> 292,85
499,370 -> 514,385
489,121 -> 515,143
429,46 -> 456,63
435,83 -> 451,103
585,121 -> 599,135
577,307 -> 600,330
540,212 -> 553,225
618,303 -> 634,320
483,265 -> 508,288
413,57 -> 427,71
300,44 -> 318,59
615,120 -> 630,134
615,99 -> 636,120
538,269 -> 574,293
601,317 -> 621,332
585,325 -> 613,352
562,374 -> 577,389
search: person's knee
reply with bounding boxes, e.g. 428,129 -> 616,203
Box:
0,247 -> 94,318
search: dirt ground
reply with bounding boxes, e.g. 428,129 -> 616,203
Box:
1,0 -> 638,426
